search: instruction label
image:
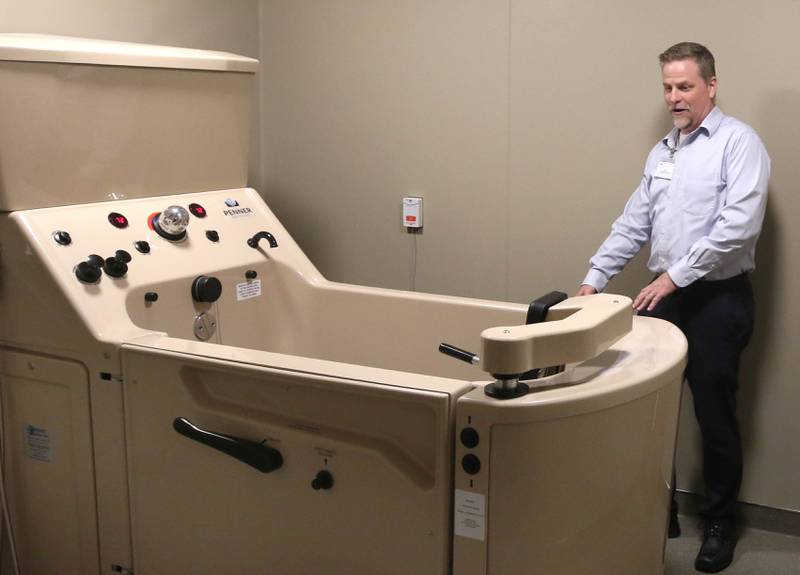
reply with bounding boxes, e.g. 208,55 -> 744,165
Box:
454,489 -> 486,540
24,424 -> 53,463
236,279 -> 262,301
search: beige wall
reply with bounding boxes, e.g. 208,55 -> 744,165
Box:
1,0 -> 796,516
0,0 -> 261,185
259,0 -> 800,513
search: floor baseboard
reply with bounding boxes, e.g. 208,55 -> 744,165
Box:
675,490 -> 800,536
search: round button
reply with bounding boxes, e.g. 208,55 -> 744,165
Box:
461,454 -> 481,475
311,470 -> 334,491
245,270 -> 258,280
134,241 -> 151,254
53,231 -> 72,246
189,203 -> 207,218
460,427 -> 480,449
108,212 -> 129,229
144,292 -> 159,303
205,230 -> 219,242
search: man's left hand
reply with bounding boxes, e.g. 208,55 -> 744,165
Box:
633,272 -> 678,312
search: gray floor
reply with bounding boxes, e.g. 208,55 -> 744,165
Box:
665,516 -> 800,574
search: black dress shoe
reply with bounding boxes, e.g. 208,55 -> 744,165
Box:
668,510 -> 681,538
695,521 -> 737,573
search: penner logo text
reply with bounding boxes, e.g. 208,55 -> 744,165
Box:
223,207 -> 254,218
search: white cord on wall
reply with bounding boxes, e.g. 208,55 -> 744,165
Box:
408,228 -> 419,292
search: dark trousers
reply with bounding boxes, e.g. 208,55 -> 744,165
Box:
640,273 -> 754,521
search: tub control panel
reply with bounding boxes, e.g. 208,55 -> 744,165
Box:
28,189 -> 280,285
16,187 -> 310,343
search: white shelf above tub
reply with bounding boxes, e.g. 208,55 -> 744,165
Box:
0,33 -> 258,72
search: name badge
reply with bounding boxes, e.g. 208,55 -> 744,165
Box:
654,161 -> 674,180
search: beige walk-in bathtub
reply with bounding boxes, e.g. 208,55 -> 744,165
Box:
0,34 -> 686,575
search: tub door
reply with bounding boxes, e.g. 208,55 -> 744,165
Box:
0,349 -> 98,575
122,343 -> 462,575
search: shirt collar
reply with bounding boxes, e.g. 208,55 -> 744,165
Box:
662,106 -> 724,149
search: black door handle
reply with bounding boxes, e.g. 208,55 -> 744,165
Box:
173,417 -> 283,474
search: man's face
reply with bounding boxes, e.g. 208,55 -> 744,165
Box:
661,58 -> 717,134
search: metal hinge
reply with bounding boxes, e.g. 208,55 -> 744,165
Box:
100,372 -> 124,384
111,565 -> 134,575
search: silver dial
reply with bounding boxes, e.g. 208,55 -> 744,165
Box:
158,205 -> 190,236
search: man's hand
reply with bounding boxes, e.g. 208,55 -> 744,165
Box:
576,284 -> 598,296
633,272 -> 677,312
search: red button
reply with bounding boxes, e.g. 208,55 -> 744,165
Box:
108,212 -> 129,228
189,203 -> 207,218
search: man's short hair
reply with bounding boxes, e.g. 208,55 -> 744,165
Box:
659,42 -> 716,83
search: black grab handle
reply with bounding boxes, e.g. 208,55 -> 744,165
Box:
526,291 -> 568,325
173,417 -> 283,474
521,290 -> 568,381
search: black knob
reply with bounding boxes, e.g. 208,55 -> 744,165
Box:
206,230 -> 220,242
144,292 -> 159,303
245,270 -> 258,280
191,276 -> 222,303
461,454 -> 481,475
460,427 -> 480,449
75,261 -> 102,283
104,257 -> 128,278
134,241 -> 151,254
87,254 -> 105,269
115,249 -> 132,263
311,470 -> 334,490
53,231 -> 72,246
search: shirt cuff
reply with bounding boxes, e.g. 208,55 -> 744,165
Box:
582,269 -> 610,293
666,260 -> 703,288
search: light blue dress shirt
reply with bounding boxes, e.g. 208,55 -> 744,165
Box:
583,107 -> 770,291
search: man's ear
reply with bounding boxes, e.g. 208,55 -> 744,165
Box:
708,76 -> 718,100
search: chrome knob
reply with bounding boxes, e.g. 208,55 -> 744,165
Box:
152,205 -> 190,241
158,205 -> 190,235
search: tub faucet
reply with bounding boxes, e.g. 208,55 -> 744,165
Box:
247,231 -> 278,249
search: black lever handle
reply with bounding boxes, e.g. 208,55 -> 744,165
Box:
173,417 -> 283,474
439,343 -> 480,365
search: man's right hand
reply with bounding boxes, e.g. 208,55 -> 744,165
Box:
576,284 -> 598,296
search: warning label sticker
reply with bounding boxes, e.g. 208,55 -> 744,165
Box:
454,489 -> 486,540
24,424 -> 53,463
236,279 -> 262,301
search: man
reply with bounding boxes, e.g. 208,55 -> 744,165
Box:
577,42 -> 769,573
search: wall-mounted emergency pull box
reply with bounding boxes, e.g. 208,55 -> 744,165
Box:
403,197 -> 423,229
